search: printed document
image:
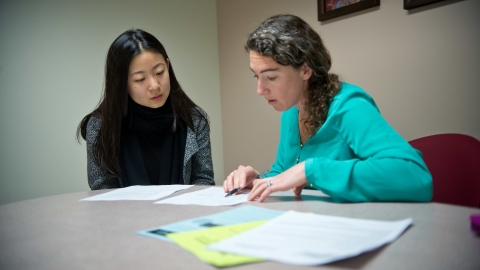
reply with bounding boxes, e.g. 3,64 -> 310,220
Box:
80,185 -> 192,201
208,210 -> 412,266
154,187 -> 248,206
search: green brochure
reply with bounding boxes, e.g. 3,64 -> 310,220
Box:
167,220 -> 267,267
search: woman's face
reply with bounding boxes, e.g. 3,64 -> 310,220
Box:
127,50 -> 170,108
249,51 -> 312,112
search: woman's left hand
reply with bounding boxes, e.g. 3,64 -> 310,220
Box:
247,162 -> 308,202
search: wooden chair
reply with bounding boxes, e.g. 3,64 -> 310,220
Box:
409,133 -> 480,208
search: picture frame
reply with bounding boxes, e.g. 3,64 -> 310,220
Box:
404,0 -> 446,10
318,0 -> 380,22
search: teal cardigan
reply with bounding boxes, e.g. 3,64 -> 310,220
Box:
265,82 -> 432,202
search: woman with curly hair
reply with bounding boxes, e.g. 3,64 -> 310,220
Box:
223,14 -> 432,203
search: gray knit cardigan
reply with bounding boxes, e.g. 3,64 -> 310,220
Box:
85,108 -> 215,190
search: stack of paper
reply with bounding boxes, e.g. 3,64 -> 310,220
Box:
139,205 -> 412,267
207,211 -> 412,266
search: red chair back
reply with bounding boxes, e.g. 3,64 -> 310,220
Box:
409,133 -> 480,208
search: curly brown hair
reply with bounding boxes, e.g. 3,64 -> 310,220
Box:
245,14 -> 340,136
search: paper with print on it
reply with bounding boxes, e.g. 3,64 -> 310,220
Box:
137,205 -> 284,241
208,210 -> 413,266
154,186 -> 248,206
167,220 -> 266,267
80,185 -> 192,201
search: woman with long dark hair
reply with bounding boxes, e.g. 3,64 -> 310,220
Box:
77,29 -> 214,189
223,14 -> 432,203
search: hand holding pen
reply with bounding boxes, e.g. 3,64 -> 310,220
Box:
223,166 -> 261,197
225,178 -> 257,197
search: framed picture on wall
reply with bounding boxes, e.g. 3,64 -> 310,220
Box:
318,0 -> 380,22
404,0 -> 446,10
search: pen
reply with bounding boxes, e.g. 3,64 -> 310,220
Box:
225,174 -> 261,197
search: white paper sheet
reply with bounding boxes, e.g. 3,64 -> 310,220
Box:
154,187 -> 248,206
80,185 -> 192,201
208,210 -> 412,266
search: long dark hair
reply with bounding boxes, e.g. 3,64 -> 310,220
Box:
245,14 -> 340,136
77,29 -> 207,178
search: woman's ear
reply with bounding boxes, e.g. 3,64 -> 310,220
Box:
302,62 -> 313,80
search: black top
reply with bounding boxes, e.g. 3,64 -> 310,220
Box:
120,97 -> 187,186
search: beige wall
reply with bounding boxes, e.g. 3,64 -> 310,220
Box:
218,0 -> 480,176
0,0 -> 224,205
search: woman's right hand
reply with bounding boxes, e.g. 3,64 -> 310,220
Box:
223,165 -> 259,194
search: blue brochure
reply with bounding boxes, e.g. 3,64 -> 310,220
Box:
137,205 -> 284,241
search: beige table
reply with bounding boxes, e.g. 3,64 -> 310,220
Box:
1,187 -> 479,270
